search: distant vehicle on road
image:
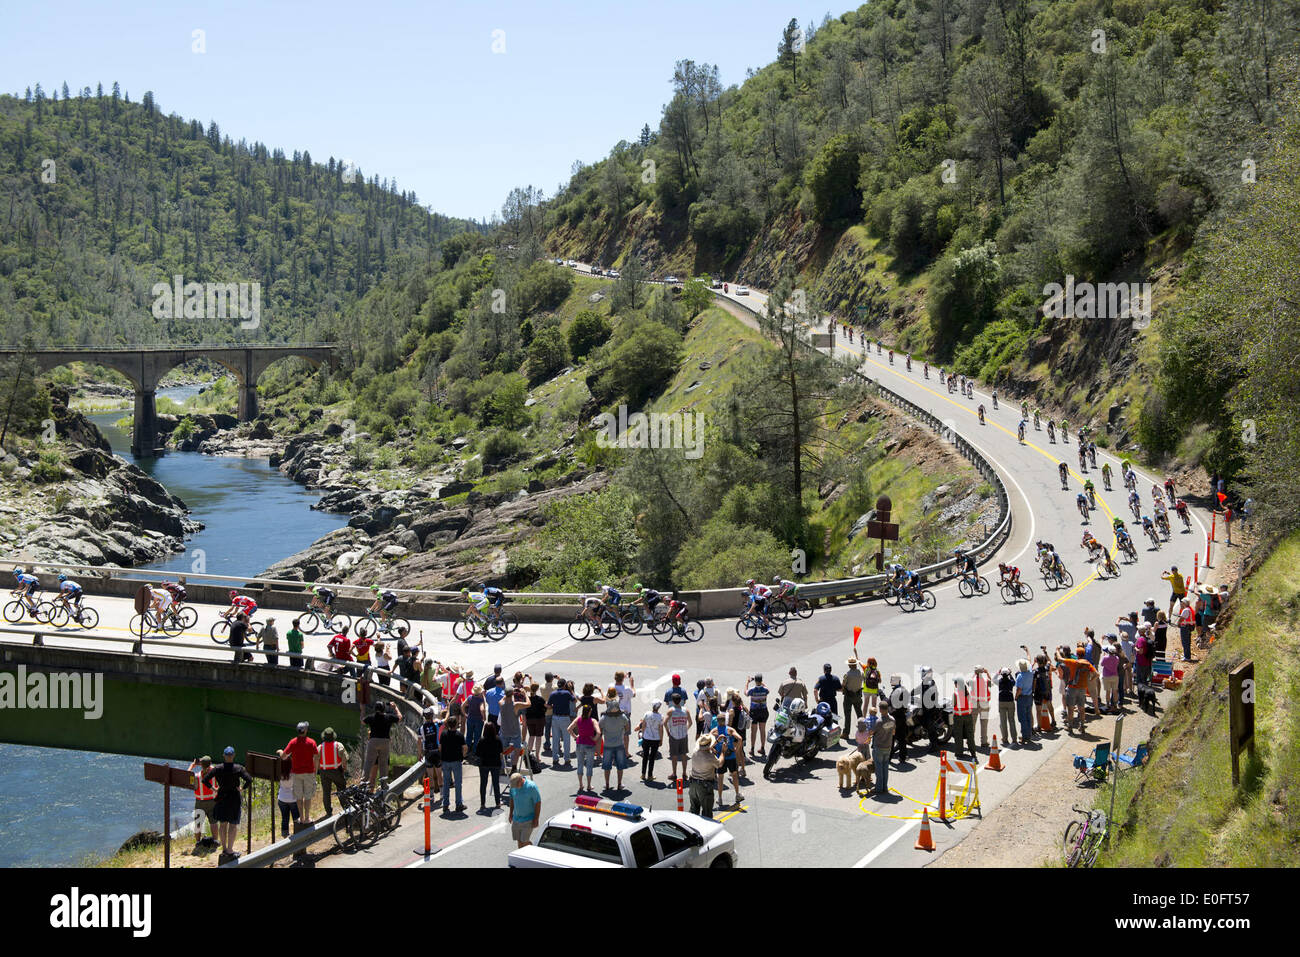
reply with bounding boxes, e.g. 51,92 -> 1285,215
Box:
736,286 -> 750,296
664,275 -> 679,283
709,278 -> 722,288
508,797 -> 737,868
608,269 -> 621,278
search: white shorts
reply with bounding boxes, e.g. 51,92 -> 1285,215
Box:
154,592 -> 172,611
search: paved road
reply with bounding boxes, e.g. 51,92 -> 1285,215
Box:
3,276 -> 1216,867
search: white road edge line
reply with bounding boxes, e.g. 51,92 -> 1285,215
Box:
404,820 -> 509,867
853,817 -> 920,868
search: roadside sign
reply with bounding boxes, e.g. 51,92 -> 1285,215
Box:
1229,661 -> 1255,786
142,762 -> 196,869
246,750 -> 288,846
133,585 -> 150,615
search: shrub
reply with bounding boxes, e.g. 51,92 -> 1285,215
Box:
482,430 -> 526,466
32,449 -> 65,483
567,310 -> 612,360
526,327 -> 569,385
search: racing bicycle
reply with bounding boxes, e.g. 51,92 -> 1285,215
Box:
957,570 -> 990,598
999,579 -> 1034,604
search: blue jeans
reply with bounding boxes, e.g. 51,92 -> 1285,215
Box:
601,745 -> 627,772
466,717 -> 483,756
576,744 -> 596,779
442,761 -> 463,809
551,715 -> 572,762
1016,697 -> 1034,741
871,745 -> 889,795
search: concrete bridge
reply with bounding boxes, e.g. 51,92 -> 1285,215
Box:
0,343 -> 337,456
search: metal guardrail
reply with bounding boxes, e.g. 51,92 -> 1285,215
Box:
5,296 -> 1011,609
0,342 -> 339,352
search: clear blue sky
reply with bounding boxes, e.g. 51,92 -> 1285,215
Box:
2,0 -> 841,221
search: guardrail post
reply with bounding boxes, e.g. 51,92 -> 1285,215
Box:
132,637 -> 145,655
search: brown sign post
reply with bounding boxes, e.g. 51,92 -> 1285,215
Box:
1228,661 -> 1255,786
143,762 -> 196,869
868,495 -> 901,571
245,750 -> 285,849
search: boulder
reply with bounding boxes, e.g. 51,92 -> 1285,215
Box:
438,481 -> 474,499
380,545 -> 409,560
249,420 -> 274,440
67,447 -> 116,479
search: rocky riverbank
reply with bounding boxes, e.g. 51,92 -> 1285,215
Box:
1,389 -> 200,566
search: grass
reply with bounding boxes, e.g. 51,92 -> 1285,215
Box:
649,305 -> 766,419
1097,530 -> 1300,867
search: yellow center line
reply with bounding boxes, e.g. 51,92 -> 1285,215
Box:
717,804 -> 749,823
541,658 -> 659,669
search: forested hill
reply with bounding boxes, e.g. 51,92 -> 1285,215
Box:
541,0 -> 1298,457
0,84 -> 487,347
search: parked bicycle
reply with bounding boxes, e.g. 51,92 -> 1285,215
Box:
1062,804 -> 1107,868
331,780 -> 401,850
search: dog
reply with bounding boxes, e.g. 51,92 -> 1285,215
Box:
837,751 -> 874,790
1135,683 -> 1158,715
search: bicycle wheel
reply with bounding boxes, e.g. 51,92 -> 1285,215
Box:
793,598 -> 813,619
386,616 -> 412,636
883,587 -> 900,607
487,619 -> 508,642
619,607 -> 643,636
74,606 -> 100,629
324,612 -> 351,633
735,617 -> 757,640
1019,583 -> 1034,601
177,605 -> 198,630
1081,830 -> 1104,867
958,578 -> 974,599
1000,584 -> 1016,604
977,576 -> 990,595
683,621 -> 704,642
769,618 -> 788,638
354,617 -> 376,639
381,793 -> 403,832
332,810 -> 357,851
1059,569 -> 1074,589
299,610 -> 321,633
921,590 -> 936,610
899,592 -> 916,612
1062,821 -> 1085,868
451,619 -> 473,642
41,602 -> 68,627
133,614 -> 157,637
599,612 -> 622,638
568,618 -> 592,641
210,619 -> 231,643
247,621 -> 263,645
1042,573 -> 1057,592
3,600 -> 26,623
498,609 -> 519,633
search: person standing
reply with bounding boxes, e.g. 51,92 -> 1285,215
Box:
261,617 -> 280,666
374,643 -> 392,688
1101,644 -> 1120,713
541,672 -> 556,756
687,734 -> 723,819
665,693 -> 692,783
637,701 -> 664,782
712,712 -> 744,806
614,670 -> 635,730
1134,627 -> 1154,686
663,674 -> 688,705
463,685 -> 485,757
317,728 -> 348,816
508,772 -> 542,848
547,679 -> 575,767
744,674 -> 769,757
187,755 -> 217,847
777,667 -> 807,709
995,667 -> 1017,746
475,722 -> 504,810
1162,567 -> 1187,617
525,682 -> 547,766
950,676 -> 976,760
286,618 -> 305,669
203,747 -> 251,863
327,627 -> 353,675
870,703 -> 896,797
568,705 -> 600,793
362,701 -> 399,787
439,717 -> 468,815
972,666 -> 992,748
229,612 -> 252,664
1177,598 -> 1196,662
1033,654 -> 1057,733
418,706 -> 443,801
281,721 -> 319,823
813,663 -> 841,729
599,695 -> 631,792
841,659 -> 865,740
863,658 -> 881,713
275,754 -> 298,837
1013,659 -> 1034,743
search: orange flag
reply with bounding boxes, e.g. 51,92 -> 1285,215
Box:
853,626 -> 862,652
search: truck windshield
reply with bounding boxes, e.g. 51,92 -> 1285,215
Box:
537,826 -> 622,864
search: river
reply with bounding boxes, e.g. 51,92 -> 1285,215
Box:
0,383 -> 349,866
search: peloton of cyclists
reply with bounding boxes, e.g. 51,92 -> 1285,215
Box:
460,587 -> 492,628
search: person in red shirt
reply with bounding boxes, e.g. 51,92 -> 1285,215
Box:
327,628 -> 354,675
352,633 -> 376,669
281,721 -> 319,821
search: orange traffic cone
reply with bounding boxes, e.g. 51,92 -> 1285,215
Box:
1039,710 -> 1051,732
985,735 -> 1004,771
914,807 -> 936,852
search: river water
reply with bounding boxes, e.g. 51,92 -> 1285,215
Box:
0,383 -> 349,866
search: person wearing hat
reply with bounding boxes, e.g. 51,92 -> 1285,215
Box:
261,616 -> 279,666
599,693 -> 631,791
662,673 -> 687,705
186,755 -> 217,846
1100,643 -> 1120,713
687,733 -> 723,818
282,721 -> 320,823
841,658 -> 865,740
318,728 -> 349,816
203,747 -> 252,862
1141,598 -> 1159,627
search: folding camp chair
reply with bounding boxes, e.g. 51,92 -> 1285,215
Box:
1113,742 -> 1149,770
1072,742 -> 1111,786
1150,660 -> 1173,687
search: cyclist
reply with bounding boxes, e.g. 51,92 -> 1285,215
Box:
1153,504 -> 1170,538
631,584 -> 663,622
55,574 -> 84,616
222,590 -> 258,622
12,568 -> 40,613
1150,483 -> 1164,507
1127,489 -> 1141,519
1061,419 -> 1070,443
1077,444 -> 1088,471
888,349 -> 894,364
905,355 -> 911,371
1032,408 -> 1040,429
148,582 -> 173,622
1174,498 -> 1190,529
977,403 -> 985,425
369,585 -> 400,625
1081,530 -> 1102,561
1083,477 -> 1096,507
162,577 -> 187,605
1058,461 -> 1069,489
902,567 -> 923,602
1101,462 -> 1113,490
991,389 -> 998,409
744,579 -> 774,631
1046,419 -> 1055,442
309,584 -> 336,614
1076,491 -> 1090,521
579,592 -> 608,629
481,583 -> 506,613
1018,419 -> 1027,443
954,548 -> 978,584
923,361 -> 929,378
997,562 -> 1022,589
1164,477 -> 1177,503
1088,441 -> 1098,468
1141,514 -> 1158,545
772,575 -> 800,600
1045,548 -> 1066,583
665,595 -> 690,634
595,581 -> 622,609
1123,465 -> 1137,492
1020,400 -> 1029,419
885,562 -> 907,600
460,588 -> 490,629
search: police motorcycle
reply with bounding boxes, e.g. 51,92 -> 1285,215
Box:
763,699 -> 842,777
886,668 -> 952,749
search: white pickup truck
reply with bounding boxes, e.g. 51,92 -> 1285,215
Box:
507,798 -> 738,869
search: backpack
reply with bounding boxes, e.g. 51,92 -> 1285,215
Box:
1210,591 -> 1222,613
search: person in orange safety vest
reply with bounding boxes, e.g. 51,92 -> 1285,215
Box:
951,676 -> 977,762
317,728 -> 349,817
188,755 -> 218,846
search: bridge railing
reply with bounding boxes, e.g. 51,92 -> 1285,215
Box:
0,342 -> 339,352
4,297 -> 1011,615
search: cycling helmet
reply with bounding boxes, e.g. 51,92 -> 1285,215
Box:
229,590 -> 238,599
746,578 -> 756,587
58,574 -> 67,582
772,575 -> 782,584
815,701 -> 831,718
788,698 -> 807,716
12,567 -> 22,577
460,588 -> 469,596
635,583 -> 643,591
595,581 -> 603,589
371,585 -> 380,594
